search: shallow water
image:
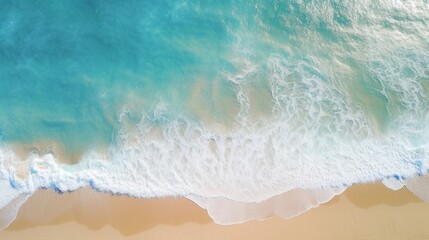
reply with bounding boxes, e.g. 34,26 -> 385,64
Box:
1,0 -> 429,228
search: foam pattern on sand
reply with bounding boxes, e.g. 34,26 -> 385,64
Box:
382,178 -> 404,191
1,0 -> 429,228
2,48 -> 429,226
1,103 -> 429,228
188,187 -> 346,224
0,194 -> 29,229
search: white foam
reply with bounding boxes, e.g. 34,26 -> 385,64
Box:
0,194 -> 29,230
0,150 -> 31,229
1,51 -> 428,227
382,178 -> 404,191
0,179 -> 21,210
0,53 -> 428,203
188,187 -> 345,224
1,0 -> 429,227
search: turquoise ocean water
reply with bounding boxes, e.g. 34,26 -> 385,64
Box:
1,0 -> 428,149
1,0 -> 429,226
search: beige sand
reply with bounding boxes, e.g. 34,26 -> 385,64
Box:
1,183 -> 429,240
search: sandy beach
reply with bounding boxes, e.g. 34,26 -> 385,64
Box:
1,182 -> 429,240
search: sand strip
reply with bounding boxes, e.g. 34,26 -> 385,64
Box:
1,182 -> 429,240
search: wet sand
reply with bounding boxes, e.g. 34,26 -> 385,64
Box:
11,142 -> 87,165
1,183 -> 429,240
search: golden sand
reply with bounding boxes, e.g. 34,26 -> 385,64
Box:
1,183 -> 429,240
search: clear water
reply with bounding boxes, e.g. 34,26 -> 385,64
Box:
1,0 -> 429,226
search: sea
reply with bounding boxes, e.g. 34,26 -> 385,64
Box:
1,0 -> 429,227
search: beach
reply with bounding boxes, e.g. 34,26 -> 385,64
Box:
1,1 -> 429,239
2,182 -> 429,240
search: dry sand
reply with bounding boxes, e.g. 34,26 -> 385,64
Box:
1,183 -> 429,240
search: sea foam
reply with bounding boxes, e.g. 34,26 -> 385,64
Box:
2,0 -> 429,228
2,49 -> 429,227
1,51 -> 429,227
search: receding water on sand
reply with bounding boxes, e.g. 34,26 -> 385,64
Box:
1,0 -> 429,229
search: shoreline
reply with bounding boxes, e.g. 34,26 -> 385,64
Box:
2,182 -> 429,239
9,141 -> 108,165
